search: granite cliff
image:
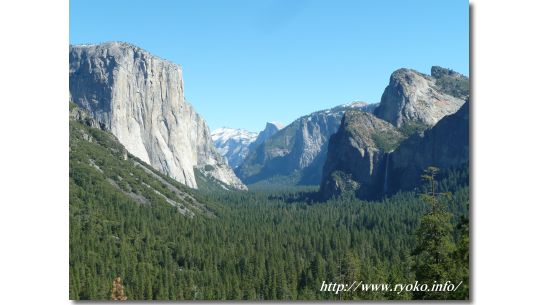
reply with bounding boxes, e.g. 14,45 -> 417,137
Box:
69,42 -> 246,190
319,111 -> 403,200
384,100 -> 469,194
320,66 -> 469,200
320,101 -> 469,200
374,66 -> 468,128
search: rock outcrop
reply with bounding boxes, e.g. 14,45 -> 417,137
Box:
69,41 -> 246,190
385,100 -> 469,194
236,102 -> 374,185
319,111 -> 404,200
374,67 -> 467,128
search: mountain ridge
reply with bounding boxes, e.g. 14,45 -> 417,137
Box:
236,102 -> 376,186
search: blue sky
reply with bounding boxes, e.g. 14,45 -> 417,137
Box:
70,0 -> 469,132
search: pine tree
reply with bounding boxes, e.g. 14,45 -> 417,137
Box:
70,120 -> 470,301
341,250 -> 361,300
453,207 -> 470,299
412,167 -> 456,300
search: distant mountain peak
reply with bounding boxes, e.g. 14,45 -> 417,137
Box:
250,122 -> 284,150
211,127 -> 258,142
211,127 -> 258,168
315,101 -> 378,116
211,122 -> 283,169
343,101 -> 369,108
266,121 -> 284,129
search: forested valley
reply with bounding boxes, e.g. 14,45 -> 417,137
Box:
70,120 -> 469,300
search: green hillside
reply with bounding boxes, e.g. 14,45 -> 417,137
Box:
70,104 -> 469,300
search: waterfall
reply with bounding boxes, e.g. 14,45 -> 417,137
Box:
383,154 -> 390,194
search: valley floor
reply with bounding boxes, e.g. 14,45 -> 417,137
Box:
70,174 -> 469,300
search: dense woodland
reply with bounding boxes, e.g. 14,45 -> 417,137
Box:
69,118 -> 469,300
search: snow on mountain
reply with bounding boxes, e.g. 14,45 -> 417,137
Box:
211,128 -> 258,168
212,122 -> 285,169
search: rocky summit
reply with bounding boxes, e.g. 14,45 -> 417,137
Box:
374,66 -> 468,128
69,42 -> 246,190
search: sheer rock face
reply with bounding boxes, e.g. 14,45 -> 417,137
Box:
320,101 -> 469,200
236,102 -> 375,185
319,111 -> 403,200
374,67 -> 467,127
318,67 -> 468,200
385,101 -> 469,194
69,42 -> 246,190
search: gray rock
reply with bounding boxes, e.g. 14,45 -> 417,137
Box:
385,100 -> 469,194
236,102 -> 375,185
69,42 -> 246,190
319,100 -> 469,200
374,67 -> 467,127
319,110 -> 403,200
250,122 -> 284,150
